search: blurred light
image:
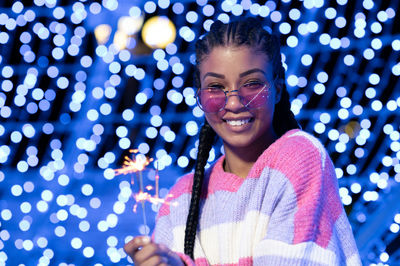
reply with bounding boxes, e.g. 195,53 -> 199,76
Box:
217,13 -> 230,23
382,156 -> 393,167
176,156 -> 188,168
319,33 -> 331,45
279,22 -> 291,34
314,83 -> 325,95
113,30 -> 129,51
80,55 -> 92,68
340,97 -> 352,108
94,24 -> 111,45
317,72 -> 328,83
301,54 -> 312,66
119,15 -> 144,36
287,75 -> 298,86
314,122 -> 325,134
390,223 -> 400,233
186,11 -> 198,23
286,35 -> 298,47
325,7 -> 337,19
142,16 -> 176,49
371,100 -> 383,111
286,8 -> 299,21
390,131 -> 400,141
363,48 -> 374,60
121,109 -> 134,121
330,38 -> 341,49
335,17 -> 346,28
55,226 -> 66,237
344,54 -> 355,66
172,2 -> 184,14
393,64 -> 400,76
335,168 -> 343,179
270,11 -> 281,22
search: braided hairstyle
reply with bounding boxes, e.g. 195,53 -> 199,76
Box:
184,17 -> 300,259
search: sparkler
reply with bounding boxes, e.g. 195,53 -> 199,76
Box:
114,149 -> 176,235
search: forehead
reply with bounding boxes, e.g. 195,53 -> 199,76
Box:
199,46 -> 272,78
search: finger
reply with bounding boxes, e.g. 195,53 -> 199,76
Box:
141,255 -> 168,266
135,243 -> 167,264
123,236 -> 151,257
156,245 -> 184,266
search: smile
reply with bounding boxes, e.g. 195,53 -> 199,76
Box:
224,118 -> 253,126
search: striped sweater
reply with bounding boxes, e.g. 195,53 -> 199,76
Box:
153,129 -> 361,265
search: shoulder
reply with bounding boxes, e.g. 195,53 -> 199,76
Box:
168,172 -> 195,197
258,129 -> 336,187
268,129 -> 329,168
276,129 -> 326,155
250,129 -> 331,179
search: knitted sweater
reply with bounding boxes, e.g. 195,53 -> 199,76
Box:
153,129 -> 361,265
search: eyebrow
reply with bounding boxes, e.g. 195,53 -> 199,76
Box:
202,68 -> 266,81
202,72 -> 225,80
239,68 -> 266,78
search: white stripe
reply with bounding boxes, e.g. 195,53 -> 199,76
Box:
254,239 -> 338,265
346,253 -> 362,266
172,211 -> 270,264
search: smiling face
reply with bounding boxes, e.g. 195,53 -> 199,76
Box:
198,45 -> 280,154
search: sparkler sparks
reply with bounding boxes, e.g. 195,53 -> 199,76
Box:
114,149 -> 153,175
114,149 -> 176,235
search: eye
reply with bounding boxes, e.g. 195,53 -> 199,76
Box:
242,80 -> 264,90
206,84 -> 224,91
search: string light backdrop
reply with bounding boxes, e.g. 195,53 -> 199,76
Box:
0,0 -> 399,264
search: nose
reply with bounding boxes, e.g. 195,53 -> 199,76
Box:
224,89 -> 246,111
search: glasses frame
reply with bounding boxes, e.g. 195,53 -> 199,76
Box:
195,80 -> 273,113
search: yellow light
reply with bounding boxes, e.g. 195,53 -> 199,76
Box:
94,24 -> 112,45
113,30 -> 129,51
118,16 -> 144,35
141,16 -> 176,49
345,121 -> 361,138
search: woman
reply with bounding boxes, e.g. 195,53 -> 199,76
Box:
124,17 -> 361,265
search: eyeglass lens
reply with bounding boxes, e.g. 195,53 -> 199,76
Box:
197,82 -> 270,113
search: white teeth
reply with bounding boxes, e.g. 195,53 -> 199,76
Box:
226,119 -> 250,126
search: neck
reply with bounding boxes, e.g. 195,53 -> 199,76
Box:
223,131 -> 278,178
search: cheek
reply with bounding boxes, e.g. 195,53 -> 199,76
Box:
205,113 -> 219,126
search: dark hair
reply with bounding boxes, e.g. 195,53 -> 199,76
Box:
184,17 -> 300,259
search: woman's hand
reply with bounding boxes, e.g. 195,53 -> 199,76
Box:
124,236 -> 185,266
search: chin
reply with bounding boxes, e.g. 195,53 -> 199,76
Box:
222,138 -> 256,149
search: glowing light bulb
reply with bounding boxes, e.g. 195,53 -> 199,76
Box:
142,16 -> 176,49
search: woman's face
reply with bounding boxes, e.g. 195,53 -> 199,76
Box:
198,46 -> 280,153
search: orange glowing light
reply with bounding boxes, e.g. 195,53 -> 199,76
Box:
132,191 -> 176,212
114,149 -> 154,176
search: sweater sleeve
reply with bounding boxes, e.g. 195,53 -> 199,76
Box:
152,173 -> 196,266
253,131 -> 361,265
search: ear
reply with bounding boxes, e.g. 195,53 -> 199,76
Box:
274,78 -> 283,104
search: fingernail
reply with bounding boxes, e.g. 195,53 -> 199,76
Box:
142,236 -> 150,244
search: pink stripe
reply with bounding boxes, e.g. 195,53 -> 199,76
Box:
194,257 -> 252,265
207,157 -> 246,194
194,257 -> 210,266
157,173 -> 194,219
262,132 -> 341,248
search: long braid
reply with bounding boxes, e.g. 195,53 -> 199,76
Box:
184,17 -> 300,259
184,121 -> 216,258
273,78 -> 300,136
272,64 -> 301,136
